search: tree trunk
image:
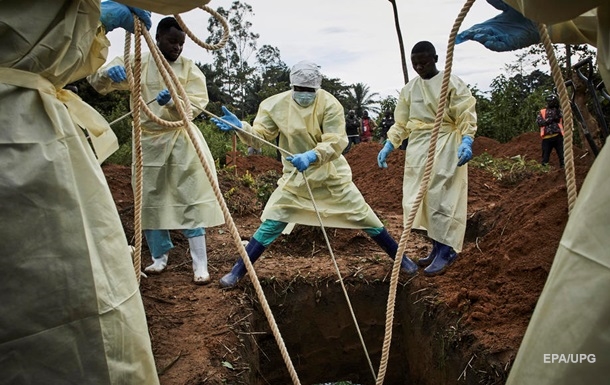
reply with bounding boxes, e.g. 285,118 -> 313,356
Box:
389,0 -> 409,85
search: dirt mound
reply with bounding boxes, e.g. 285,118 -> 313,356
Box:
102,132 -> 595,384
344,135 -> 593,355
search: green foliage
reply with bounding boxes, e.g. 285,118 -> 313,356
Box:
345,82 -> 380,117
206,1 -> 259,118
218,165 -> 280,215
253,169 -> 281,206
472,152 -> 548,186
475,70 -> 553,143
473,44 -> 605,144
105,142 -> 132,166
379,94 -> 398,115
240,170 -> 255,187
196,120 -> 236,163
321,77 -> 351,107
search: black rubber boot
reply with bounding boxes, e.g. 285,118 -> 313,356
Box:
219,238 -> 266,288
370,229 -> 418,276
417,240 -> 439,267
423,242 -> 458,276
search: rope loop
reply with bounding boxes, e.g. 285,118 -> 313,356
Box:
175,5 -> 230,51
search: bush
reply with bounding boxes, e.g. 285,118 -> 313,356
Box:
105,142 -> 132,166
472,152 -> 548,186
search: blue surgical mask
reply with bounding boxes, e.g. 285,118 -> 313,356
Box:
292,91 -> 317,107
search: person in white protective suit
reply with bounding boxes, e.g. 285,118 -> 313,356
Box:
457,1 -> 610,383
0,0 -> 209,383
211,60 -> 420,288
88,16 -> 224,285
377,41 -> 477,277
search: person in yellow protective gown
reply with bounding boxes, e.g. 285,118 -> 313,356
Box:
0,1 -> 209,383
210,60 -> 419,288
457,1 -> 610,383
377,41 -> 477,277
88,16 -> 224,285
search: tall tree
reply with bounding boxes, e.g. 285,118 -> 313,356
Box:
388,0 -> 409,85
483,70 -> 553,142
347,82 -> 380,117
321,77 -> 351,108
379,94 -> 398,115
206,1 -> 259,118
254,45 -> 290,103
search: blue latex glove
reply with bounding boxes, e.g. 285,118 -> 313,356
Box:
156,89 -> 171,106
100,1 -> 152,33
211,106 -> 242,132
457,136 -> 474,167
455,0 -> 539,52
287,150 -> 317,172
107,65 -> 127,82
377,140 -> 395,168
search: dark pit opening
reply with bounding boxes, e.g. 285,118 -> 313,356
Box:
236,281 -> 502,385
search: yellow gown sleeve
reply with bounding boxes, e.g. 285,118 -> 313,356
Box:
312,93 -> 348,164
163,59 -> 209,121
448,76 -> 477,138
87,56 -> 130,95
387,83 -> 412,148
505,0 -> 600,25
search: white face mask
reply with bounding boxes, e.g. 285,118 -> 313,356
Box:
292,91 -> 317,107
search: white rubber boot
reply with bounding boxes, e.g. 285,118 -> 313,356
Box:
144,253 -> 168,274
189,235 -> 210,285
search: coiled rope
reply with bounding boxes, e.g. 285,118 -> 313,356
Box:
375,1 -> 475,383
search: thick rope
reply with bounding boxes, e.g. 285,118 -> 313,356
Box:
123,15 -> 302,385
124,25 -> 144,284
537,24 -> 578,213
375,0 -> 476,383
175,5 -> 230,51
201,108 -> 378,381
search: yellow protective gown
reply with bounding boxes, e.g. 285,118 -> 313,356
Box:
237,90 -> 383,229
88,52 -> 224,230
0,1 -> 208,383
386,71 -> 477,252
499,1 -> 610,384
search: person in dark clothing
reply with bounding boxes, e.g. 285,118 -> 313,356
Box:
381,110 -> 408,149
345,109 -> 360,147
536,94 -> 564,168
379,110 -> 394,142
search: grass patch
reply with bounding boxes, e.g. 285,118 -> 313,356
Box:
472,152 -> 548,186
